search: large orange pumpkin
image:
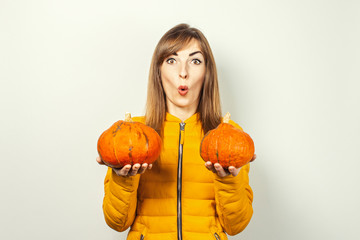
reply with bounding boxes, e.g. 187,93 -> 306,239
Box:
200,112 -> 255,168
97,112 -> 162,168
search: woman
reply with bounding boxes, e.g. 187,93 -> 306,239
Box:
97,23 -> 256,240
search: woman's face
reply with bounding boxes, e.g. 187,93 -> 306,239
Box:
160,39 -> 206,115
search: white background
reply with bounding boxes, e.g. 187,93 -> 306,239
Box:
1,0 -> 359,239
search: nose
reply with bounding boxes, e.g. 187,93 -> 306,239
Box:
179,63 -> 188,79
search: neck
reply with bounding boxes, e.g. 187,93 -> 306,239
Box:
166,105 -> 197,122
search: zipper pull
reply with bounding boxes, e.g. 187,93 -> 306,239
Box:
179,122 -> 185,145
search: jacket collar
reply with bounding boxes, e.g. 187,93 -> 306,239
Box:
165,112 -> 200,123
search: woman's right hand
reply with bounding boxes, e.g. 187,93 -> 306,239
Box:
96,156 -> 153,177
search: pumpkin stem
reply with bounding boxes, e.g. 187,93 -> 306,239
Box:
223,112 -> 231,123
125,112 -> 133,122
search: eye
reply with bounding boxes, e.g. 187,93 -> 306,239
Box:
192,59 -> 202,65
166,58 -> 176,64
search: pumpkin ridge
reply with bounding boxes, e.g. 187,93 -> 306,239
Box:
206,134 -> 210,162
128,146 -> 133,163
206,134 -> 211,162
135,123 -> 148,164
112,124 -> 120,167
228,134 -> 232,167
215,130 -> 219,164
213,129 -> 219,163
207,130 -> 215,163
141,127 -> 149,163
216,147 -> 219,163
128,124 -> 133,165
112,121 -> 124,137
200,130 -> 210,162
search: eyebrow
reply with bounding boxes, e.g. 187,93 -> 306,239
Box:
172,51 -> 203,57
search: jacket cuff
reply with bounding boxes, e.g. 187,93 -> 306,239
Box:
110,169 -> 140,191
213,172 -> 241,185
213,163 -> 250,185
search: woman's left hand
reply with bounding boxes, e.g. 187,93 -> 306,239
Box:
205,154 -> 256,177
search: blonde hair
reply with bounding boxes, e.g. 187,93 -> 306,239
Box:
145,23 -> 222,136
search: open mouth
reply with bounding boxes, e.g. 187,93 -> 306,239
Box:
178,85 -> 189,96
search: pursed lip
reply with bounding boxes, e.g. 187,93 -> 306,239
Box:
178,85 -> 188,96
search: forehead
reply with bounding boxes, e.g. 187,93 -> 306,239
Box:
176,39 -> 202,55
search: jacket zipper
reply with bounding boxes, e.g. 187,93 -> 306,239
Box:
177,122 -> 185,240
214,232 -> 221,240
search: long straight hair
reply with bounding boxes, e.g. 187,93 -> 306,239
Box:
145,23 -> 222,136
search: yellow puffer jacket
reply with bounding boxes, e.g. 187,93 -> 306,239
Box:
102,112 -> 253,240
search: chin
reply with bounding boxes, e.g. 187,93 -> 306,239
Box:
175,99 -> 191,107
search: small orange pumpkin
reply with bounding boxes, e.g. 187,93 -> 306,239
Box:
97,112 -> 162,168
200,112 -> 255,168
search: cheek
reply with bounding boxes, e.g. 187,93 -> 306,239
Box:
193,73 -> 205,91
161,74 -> 176,96
161,64 -> 175,78
194,80 -> 204,96
193,67 -> 206,83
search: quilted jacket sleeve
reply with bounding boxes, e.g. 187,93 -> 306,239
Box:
102,167 -> 140,232
213,119 -> 254,235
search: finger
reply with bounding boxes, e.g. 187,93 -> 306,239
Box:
228,166 -> 241,177
205,161 -> 217,173
115,164 -> 131,176
214,163 -> 229,177
96,156 -> 105,165
148,164 -> 153,170
205,161 -> 212,170
137,163 -> 148,174
128,163 -> 141,176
